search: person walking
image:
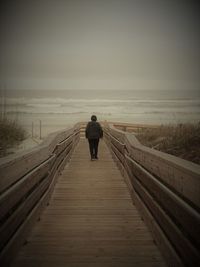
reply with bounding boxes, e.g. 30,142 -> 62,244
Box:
85,115 -> 103,160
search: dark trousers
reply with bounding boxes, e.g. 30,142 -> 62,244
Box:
88,139 -> 99,158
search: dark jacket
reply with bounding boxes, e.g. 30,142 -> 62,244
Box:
85,121 -> 103,139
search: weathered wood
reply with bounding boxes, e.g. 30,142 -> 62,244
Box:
109,145 -> 125,177
111,122 -> 159,132
108,124 -> 200,211
0,169 -> 60,266
0,155 -> 55,221
125,132 -> 141,151
130,181 -> 184,267
54,143 -> 73,172
53,137 -> 73,155
0,176 -> 49,251
127,143 -> 200,209
130,174 -> 200,266
0,145 -> 50,194
107,124 -> 200,209
104,123 -> 200,267
109,127 -> 125,144
110,143 -> 124,165
125,154 -> 200,247
1,121 -> 199,267
10,139 -> 166,267
0,124 -> 81,266
123,159 -> 184,266
0,124 -> 80,193
110,135 -> 125,153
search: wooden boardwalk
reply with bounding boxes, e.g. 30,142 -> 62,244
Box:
11,139 -> 167,267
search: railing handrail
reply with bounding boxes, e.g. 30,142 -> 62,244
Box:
106,123 -> 200,208
0,122 -> 81,193
1,121 -> 199,266
0,122 -> 81,266
103,123 -> 200,267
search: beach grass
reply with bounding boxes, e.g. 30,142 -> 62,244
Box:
136,122 -> 200,164
0,118 -> 27,157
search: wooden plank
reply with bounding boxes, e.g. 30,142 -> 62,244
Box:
0,145 -> 50,194
10,139 -> 166,267
55,143 -> 73,171
108,124 -> 200,210
109,146 -> 125,177
111,143 -> 124,165
114,153 -> 186,267
123,158 -> 183,267
129,180 -> 184,267
49,143 -> 73,177
109,128 -> 124,144
125,154 -> 200,247
0,156 -> 55,221
111,122 -> 159,131
124,132 -> 141,151
111,136 -> 125,153
53,137 -> 73,155
0,176 -> 50,251
0,169 -> 60,266
0,124 -> 81,266
0,125 -> 80,194
130,175 -> 200,266
128,144 -> 200,209
105,123 -> 200,267
46,123 -> 80,153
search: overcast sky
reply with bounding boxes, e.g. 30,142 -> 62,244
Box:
0,0 -> 199,90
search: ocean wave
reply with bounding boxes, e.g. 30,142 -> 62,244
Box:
7,111 -> 88,115
6,110 -> 200,116
26,103 -> 62,108
4,96 -> 200,106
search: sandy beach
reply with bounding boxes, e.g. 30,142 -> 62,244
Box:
6,136 -> 43,156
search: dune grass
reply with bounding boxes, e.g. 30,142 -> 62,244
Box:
0,119 -> 27,157
136,123 -> 200,164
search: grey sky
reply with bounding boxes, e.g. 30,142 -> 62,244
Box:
0,0 -> 199,90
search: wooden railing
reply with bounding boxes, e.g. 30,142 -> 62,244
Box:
103,123 -> 200,267
110,121 -> 159,133
0,123 -> 80,265
1,121 -> 200,267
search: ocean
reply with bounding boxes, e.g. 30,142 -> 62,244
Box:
1,89 -> 200,137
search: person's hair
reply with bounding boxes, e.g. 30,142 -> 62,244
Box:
91,115 -> 97,121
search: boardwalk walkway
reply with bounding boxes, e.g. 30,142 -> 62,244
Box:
11,139 -> 166,267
